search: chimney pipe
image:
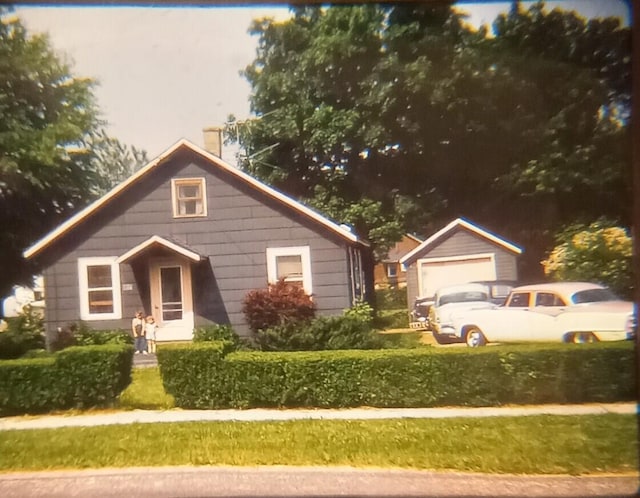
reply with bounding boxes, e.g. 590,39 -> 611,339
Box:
203,126 -> 223,158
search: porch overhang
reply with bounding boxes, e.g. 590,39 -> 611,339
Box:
116,235 -> 205,264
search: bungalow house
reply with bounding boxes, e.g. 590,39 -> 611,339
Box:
373,234 -> 422,289
400,218 -> 522,303
24,137 -> 372,344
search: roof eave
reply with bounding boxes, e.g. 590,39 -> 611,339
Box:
23,139 -> 368,259
399,218 -> 522,266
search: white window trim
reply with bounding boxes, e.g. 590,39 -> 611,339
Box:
266,246 -> 313,295
78,257 -> 122,320
171,177 -> 207,218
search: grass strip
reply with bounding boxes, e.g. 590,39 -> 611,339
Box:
0,414 -> 636,475
118,367 -> 175,410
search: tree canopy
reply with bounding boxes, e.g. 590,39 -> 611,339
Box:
227,1 -> 631,278
89,129 -> 149,197
0,9 -> 147,298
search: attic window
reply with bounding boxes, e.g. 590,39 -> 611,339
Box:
172,178 -> 207,218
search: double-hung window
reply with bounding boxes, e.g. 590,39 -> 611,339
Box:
266,246 -> 312,295
386,263 -> 398,278
78,257 -> 122,320
172,178 -> 207,217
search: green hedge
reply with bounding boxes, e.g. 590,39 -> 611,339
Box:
0,344 -> 134,416
157,342 -> 635,409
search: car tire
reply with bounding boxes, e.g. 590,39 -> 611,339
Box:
465,327 -> 486,347
571,332 -> 598,344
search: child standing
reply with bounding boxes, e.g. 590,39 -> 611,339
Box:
132,311 -> 147,354
145,315 -> 157,354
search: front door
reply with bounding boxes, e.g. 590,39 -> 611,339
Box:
150,258 -> 194,341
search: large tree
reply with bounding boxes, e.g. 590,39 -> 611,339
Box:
228,2 -> 631,278
0,9 -> 146,298
89,128 -> 149,197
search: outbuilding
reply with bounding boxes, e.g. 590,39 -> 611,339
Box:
400,218 -> 522,303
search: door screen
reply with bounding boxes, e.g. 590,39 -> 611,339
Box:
160,266 -> 183,321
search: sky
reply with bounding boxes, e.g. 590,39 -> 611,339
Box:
12,1 -> 632,162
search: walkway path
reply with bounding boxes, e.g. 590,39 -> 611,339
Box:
132,351 -> 157,368
1,402 -> 635,431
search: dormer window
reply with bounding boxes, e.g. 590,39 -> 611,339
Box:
172,178 -> 207,217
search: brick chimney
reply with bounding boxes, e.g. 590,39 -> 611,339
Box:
203,126 -> 223,158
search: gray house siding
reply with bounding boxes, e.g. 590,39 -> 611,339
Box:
405,229 -> 519,302
38,151 -> 365,340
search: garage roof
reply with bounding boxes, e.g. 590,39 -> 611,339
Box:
400,218 -> 523,267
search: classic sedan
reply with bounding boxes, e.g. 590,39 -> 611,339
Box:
429,283 -> 497,344
450,282 -> 636,347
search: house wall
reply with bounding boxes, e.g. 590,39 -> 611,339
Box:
39,151 -> 359,339
405,229 -> 518,303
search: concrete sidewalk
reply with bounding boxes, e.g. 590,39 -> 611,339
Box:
0,402 -> 636,431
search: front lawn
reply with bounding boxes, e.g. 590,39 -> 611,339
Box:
0,414 -> 635,474
118,367 -> 174,410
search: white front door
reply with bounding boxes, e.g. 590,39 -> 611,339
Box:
150,258 -> 194,341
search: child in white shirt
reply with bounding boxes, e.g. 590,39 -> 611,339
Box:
145,315 -> 158,354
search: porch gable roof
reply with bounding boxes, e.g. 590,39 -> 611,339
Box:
116,235 -> 205,264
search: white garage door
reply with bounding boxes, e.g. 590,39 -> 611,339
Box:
418,254 -> 496,298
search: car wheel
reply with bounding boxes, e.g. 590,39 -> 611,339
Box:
465,327 -> 486,348
571,332 -> 598,344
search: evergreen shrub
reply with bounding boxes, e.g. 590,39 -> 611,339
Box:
0,305 -> 45,359
157,342 -> 634,409
0,343 -> 134,415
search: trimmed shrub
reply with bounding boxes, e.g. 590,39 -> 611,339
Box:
157,342 -> 635,409
377,331 -> 424,349
242,279 -> 316,334
0,344 -> 134,416
157,342 -> 234,408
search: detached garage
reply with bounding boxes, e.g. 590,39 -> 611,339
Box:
400,218 -> 522,301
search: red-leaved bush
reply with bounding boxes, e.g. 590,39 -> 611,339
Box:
242,279 -> 316,333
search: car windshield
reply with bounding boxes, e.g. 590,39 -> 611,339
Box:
571,288 -> 618,304
438,291 -> 488,306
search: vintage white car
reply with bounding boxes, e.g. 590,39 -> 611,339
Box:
429,283 -> 497,344
449,282 -> 636,347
